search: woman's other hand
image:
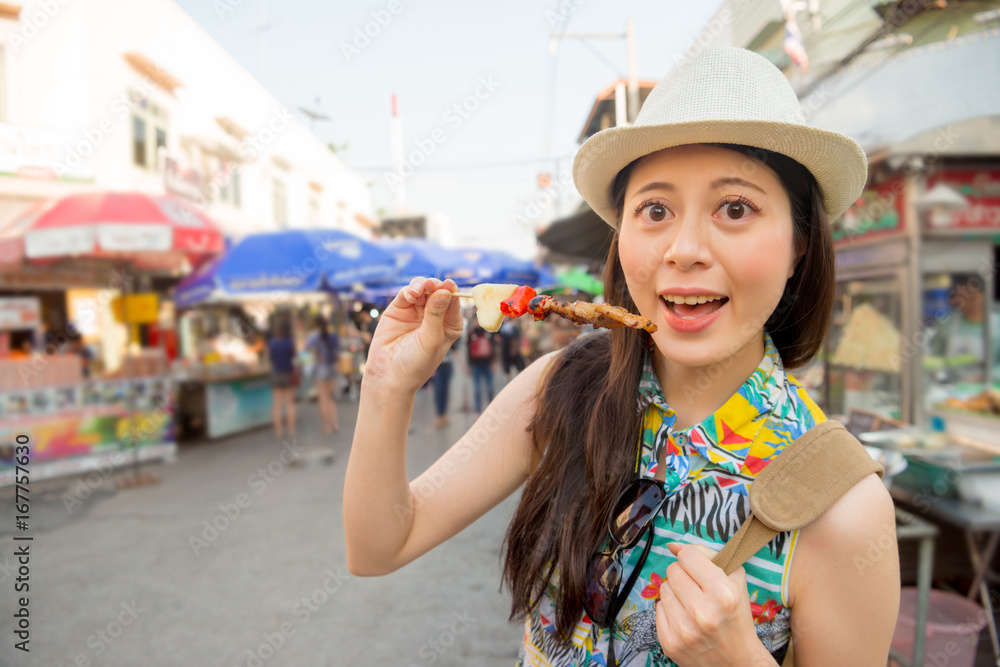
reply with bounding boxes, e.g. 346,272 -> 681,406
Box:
364,277 -> 464,394
655,543 -> 775,666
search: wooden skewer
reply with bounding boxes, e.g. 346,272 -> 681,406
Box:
451,292 -> 475,298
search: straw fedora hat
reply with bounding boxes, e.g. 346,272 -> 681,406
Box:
573,47 -> 868,228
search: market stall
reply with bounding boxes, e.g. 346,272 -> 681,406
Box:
0,191 -> 224,485
826,166 -> 1000,663
824,166 -> 1000,433
0,290 -> 176,486
171,228 -> 396,439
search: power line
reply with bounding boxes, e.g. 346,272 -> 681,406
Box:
349,154 -> 575,172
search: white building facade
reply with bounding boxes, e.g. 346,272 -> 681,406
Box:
0,0 -> 375,238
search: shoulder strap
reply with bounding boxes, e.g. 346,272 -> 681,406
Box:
711,421 -> 883,576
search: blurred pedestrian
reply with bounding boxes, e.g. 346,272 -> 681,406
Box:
267,319 -> 297,440
358,309 -> 378,361
466,322 -> 495,413
306,314 -> 340,435
68,332 -> 93,378
499,319 -> 525,380
431,339 -> 458,428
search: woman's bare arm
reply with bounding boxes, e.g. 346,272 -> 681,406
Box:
342,275 -> 555,576
788,474 -> 900,665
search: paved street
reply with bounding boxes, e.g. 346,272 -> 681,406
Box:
0,380 -> 525,667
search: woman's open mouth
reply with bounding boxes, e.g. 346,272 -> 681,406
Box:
660,294 -> 729,332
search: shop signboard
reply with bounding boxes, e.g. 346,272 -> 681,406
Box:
163,156 -> 205,203
0,122 -> 95,182
111,293 -> 160,324
0,296 -> 40,331
926,170 -> 1000,231
832,176 -> 906,246
205,375 -> 273,439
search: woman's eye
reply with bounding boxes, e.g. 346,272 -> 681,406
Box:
719,198 -> 758,221
724,202 -> 747,219
643,203 -> 668,222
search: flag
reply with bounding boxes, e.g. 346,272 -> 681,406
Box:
784,18 -> 810,72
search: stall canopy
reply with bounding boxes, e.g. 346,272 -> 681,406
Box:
537,202 -> 614,263
173,228 -> 397,307
555,266 -> 604,296
0,191 -> 225,272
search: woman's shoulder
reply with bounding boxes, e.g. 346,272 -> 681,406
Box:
789,472 -> 895,604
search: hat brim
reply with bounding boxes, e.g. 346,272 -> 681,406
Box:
573,119 -> 868,228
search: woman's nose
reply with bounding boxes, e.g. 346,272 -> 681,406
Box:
661,214 -> 713,271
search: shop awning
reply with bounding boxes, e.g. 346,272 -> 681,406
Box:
174,228 -> 397,307
537,203 -> 614,263
0,191 -> 226,273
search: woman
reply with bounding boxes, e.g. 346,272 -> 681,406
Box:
431,339 -> 457,429
267,319 -> 296,440
306,314 -> 340,435
344,48 -> 898,666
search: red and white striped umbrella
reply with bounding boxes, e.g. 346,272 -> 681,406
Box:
0,191 -> 225,271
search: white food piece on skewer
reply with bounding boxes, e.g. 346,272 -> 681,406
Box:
472,283 -> 518,332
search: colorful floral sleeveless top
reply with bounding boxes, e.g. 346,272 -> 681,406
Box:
516,334 -> 825,667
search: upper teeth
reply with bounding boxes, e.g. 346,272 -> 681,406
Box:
663,295 -> 725,305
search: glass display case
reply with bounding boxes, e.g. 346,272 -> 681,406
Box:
825,272 -> 908,421
921,242 -> 999,422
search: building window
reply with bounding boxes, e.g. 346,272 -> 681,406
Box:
131,98 -> 168,171
132,116 -> 147,167
273,179 -> 288,228
155,128 -> 166,158
0,47 -> 7,122
232,168 -> 241,208
218,166 -> 229,204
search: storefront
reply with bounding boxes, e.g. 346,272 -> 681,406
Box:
173,301 -> 272,440
824,164 -> 1000,440
0,270 -> 176,486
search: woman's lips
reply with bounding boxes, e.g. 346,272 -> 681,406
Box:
660,296 -> 729,333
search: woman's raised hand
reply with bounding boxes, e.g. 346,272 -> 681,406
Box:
363,277 -> 464,395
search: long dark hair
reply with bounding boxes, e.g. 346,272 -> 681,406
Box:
501,144 -> 833,643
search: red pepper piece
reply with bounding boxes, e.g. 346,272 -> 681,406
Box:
500,285 -> 537,318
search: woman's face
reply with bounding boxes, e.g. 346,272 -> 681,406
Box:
618,144 -> 799,370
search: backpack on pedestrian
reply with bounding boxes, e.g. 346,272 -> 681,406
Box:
470,332 -> 494,361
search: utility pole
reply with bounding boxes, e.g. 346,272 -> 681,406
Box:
549,21 -> 639,124
626,19 -> 638,123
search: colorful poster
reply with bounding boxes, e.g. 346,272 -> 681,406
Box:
927,170 -> 1000,231
0,405 -> 175,467
833,177 -> 906,245
205,376 -> 273,439
0,378 -> 175,469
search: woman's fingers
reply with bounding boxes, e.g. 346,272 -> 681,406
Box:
671,543 -> 744,607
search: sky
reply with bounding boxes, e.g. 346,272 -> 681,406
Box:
173,0 -> 725,258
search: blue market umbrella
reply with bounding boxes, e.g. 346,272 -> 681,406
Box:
446,248 -> 539,286
175,255 -> 224,308
377,238 -> 468,283
535,264 -> 558,289
173,229 -> 397,306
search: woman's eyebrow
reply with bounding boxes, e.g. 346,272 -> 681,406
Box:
710,177 -> 766,194
632,181 -> 675,196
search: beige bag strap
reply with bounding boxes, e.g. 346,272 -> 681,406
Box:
709,421 -> 883,666
711,420 -> 884,576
